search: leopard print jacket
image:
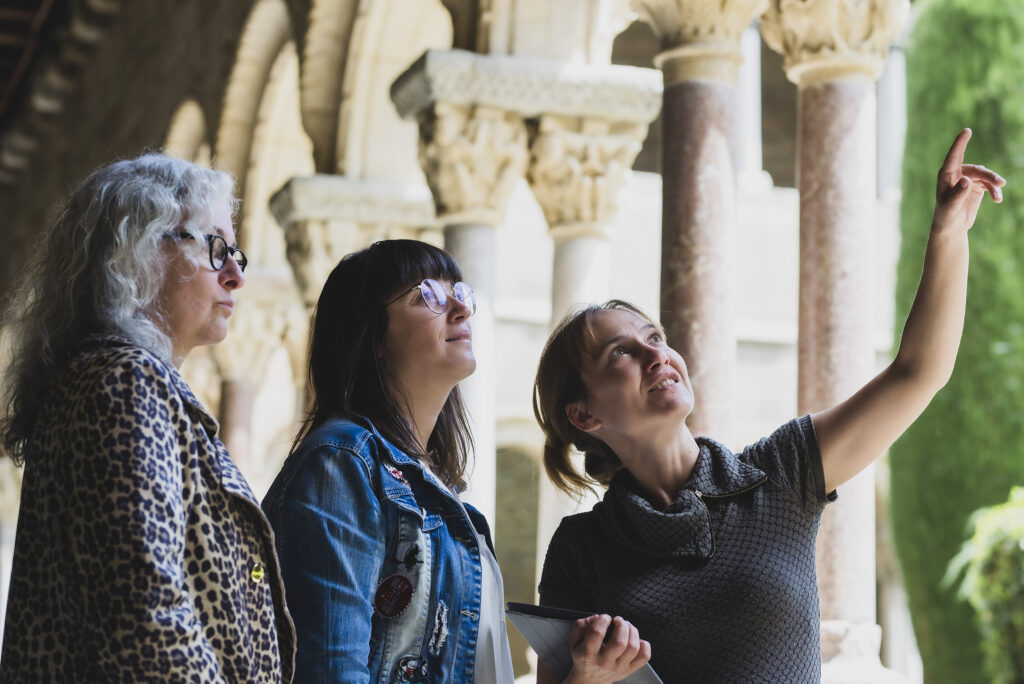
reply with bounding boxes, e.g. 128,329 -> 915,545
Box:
0,337 -> 296,682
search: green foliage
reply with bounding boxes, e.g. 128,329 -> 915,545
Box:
892,0 -> 1024,681
945,487 -> 1024,683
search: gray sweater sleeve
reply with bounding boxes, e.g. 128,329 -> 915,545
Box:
741,414 -> 836,512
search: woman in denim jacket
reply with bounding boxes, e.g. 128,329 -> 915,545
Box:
262,240 -> 649,683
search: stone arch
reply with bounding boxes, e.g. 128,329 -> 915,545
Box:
298,0 -> 360,173
214,0 -> 293,200
242,40 -> 314,263
164,99 -> 212,166
334,0 -> 451,179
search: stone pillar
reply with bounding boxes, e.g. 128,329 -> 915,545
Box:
632,0 -> 766,441
523,69 -> 661,587
393,54 -> 532,522
761,1 -> 908,680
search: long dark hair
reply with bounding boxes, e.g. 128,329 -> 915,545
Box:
294,239 -> 473,489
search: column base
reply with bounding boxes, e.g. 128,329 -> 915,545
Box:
820,620 -> 907,684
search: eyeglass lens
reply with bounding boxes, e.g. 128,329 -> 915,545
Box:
419,279 -> 475,315
208,234 -> 247,273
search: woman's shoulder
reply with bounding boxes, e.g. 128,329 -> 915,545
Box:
65,336 -> 170,384
298,415 -> 379,454
290,415 -> 414,473
49,336 -> 174,408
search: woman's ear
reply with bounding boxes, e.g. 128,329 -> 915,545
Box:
566,401 -> 601,432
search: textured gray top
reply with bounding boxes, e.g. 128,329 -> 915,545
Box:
539,416 -> 834,683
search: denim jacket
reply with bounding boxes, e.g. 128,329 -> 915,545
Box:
262,415 -> 494,683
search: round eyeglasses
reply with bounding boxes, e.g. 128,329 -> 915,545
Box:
387,279 -> 476,316
167,232 -> 248,273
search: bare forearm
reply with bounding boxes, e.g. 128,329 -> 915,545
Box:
893,226 -> 969,391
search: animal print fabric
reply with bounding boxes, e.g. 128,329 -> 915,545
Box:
0,338 -> 295,682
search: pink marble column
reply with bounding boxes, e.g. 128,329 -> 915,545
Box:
762,3 -> 910,676
797,79 -> 877,627
632,0 -> 766,442
660,77 -> 737,440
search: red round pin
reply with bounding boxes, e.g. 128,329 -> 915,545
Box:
374,574 -> 414,618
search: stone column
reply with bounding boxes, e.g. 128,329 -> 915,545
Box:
393,54 -> 531,523
762,1 -> 908,680
632,0 -> 767,441
523,68 -> 661,585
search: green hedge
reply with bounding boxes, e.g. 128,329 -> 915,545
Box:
892,1 -> 1024,682
945,487 -> 1024,683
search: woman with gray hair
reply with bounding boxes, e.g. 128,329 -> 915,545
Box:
0,154 -> 294,682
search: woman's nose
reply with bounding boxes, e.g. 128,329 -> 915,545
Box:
447,295 -> 471,320
220,258 -> 245,290
644,345 -> 667,371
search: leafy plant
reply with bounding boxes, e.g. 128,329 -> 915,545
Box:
945,487 -> 1024,683
891,0 -> 1024,681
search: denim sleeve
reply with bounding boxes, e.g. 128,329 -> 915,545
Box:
266,443 -> 385,683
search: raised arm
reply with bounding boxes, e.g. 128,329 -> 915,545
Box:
813,128 -> 1005,492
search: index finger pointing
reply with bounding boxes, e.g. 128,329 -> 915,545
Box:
941,128 -> 973,175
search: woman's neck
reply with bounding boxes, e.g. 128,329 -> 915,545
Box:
402,382 -> 452,455
603,422 -> 701,509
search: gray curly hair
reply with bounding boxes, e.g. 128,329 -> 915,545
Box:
1,153 -> 237,464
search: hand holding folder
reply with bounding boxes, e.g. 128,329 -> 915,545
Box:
506,603 -> 663,683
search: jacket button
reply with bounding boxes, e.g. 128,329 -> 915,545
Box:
250,563 -> 265,583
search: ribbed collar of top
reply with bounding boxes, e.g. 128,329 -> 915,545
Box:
595,437 -> 767,561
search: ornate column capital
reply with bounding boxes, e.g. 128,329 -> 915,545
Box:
761,0 -> 909,88
416,102 -> 529,226
269,175 -> 436,306
630,0 -> 767,84
527,114 -> 648,240
392,50 -> 661,228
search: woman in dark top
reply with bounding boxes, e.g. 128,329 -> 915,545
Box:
532,130 -> 1004,682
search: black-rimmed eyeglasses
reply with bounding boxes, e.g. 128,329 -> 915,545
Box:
387,278 -> 476,315
166,232 -> 248,273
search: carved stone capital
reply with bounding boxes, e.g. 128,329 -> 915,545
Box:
417,102 -> 529,225
527,114 -> 647,237
630,0 -> 768,83
391,50 -> 661,226
270,175 -> 436,306
761,0 -> 909,87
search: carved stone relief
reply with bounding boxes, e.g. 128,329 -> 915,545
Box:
527,114 -> 647,235
418,103 -> 529,225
